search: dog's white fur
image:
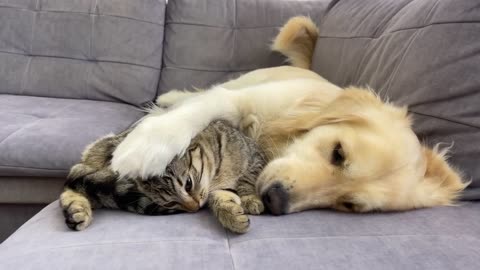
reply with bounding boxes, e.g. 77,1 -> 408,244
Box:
112,17 -> 467,213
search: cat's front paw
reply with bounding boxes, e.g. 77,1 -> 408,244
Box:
217,203 -> 250,234
241,195 -> 264,215
63,201 -> 93,231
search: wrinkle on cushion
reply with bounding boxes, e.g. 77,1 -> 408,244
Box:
312,0 -> 480,188
0,94 -> 144,177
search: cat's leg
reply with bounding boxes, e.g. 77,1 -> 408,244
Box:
209,190 -> 250,233
237,174 -> 264,215
61,165 -> 117,230
60,188 -> 93,231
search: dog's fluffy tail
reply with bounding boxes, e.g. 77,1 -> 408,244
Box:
272,16 -> 319,70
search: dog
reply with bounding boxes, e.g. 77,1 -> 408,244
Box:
111,17 -> 468,215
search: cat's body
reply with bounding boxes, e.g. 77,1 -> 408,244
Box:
60,120 -> 266,233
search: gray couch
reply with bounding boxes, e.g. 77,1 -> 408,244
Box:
0,0 -> 479,269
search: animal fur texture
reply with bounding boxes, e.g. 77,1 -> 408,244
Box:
60,120 -> 266,233
110,16 -> 468,215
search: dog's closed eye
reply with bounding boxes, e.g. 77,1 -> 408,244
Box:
341,201 -> 355,210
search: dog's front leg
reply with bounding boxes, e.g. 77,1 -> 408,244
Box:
111,87 -> 242,178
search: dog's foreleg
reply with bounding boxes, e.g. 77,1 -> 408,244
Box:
111,87 -> 243,178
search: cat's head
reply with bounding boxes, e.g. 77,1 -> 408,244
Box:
136,144 -> 211,212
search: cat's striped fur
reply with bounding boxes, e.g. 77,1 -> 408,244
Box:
60,120 -> 266,233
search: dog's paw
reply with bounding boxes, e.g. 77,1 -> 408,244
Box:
241,195 -> 264,215
217,202 -> 250,234
63,201 -> 93,231
111,115 -> 193,178
155,90 -> 194,108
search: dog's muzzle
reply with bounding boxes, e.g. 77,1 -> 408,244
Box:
261,182 -> 289,215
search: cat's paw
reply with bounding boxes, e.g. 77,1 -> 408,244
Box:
241,195 -> 264,215
217,202 -> 250,234
63,201 -> 93,231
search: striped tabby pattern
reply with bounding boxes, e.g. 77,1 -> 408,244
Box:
60,120 -> 266,233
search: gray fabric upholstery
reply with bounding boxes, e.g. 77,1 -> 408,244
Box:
312,0 -> 480,188
0,94 -> 144,177
1,0 -> 480,268
1,202 -> 479,269
158,0 -> 330,93
0,177 -> 63,204
0,0 -> 165,106
0,204 -> 45,243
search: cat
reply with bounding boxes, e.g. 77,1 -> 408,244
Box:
60,120 -> 266,233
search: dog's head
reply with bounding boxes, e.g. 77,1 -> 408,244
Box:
257,87 -> 468,215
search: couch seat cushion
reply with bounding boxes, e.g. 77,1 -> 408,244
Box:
0,94 -> 144,177
0,202 -> 479,270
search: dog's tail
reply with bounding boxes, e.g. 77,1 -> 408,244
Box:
272,16 -> 319,70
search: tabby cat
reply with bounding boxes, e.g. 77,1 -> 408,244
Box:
60,120 -> 266,233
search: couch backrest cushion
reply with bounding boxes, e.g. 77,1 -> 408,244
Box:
312,0 -> 480,187
158,0 -> 331,93
0,0 -> 165,106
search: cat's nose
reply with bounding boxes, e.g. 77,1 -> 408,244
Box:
262,182 -> 289,215
183,200 -> 200,212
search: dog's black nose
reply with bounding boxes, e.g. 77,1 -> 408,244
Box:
262,183 -> 289,215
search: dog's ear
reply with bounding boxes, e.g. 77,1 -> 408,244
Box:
413,145 -> 468,207
263,87 -> 408,137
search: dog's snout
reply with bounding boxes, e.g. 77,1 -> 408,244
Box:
262,183 -> 289,215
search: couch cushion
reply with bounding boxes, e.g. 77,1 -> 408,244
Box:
0,0 -> 165,106
158,0 -> 330,94
1,202 -> 479,269
1,203 -> 233,270
0,177 -> 63,204
0,94 -> 144,177
312,0 -> 480,188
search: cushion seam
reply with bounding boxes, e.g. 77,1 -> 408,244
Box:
319,20 -> 480,40
162,65 -> 254,73
0,50 -> 161,70
0,165 -> 69,172
164,21 -> 281,29
373,0 -> 416,37
410,110 -> 480,130
0,5 -> 164,26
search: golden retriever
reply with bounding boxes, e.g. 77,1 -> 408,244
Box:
111,17 -> 468,215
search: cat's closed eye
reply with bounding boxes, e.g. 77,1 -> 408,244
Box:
164,202 -> 178,208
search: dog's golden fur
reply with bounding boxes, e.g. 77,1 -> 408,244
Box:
256,17 -> 467,213
112,17 -> 468,214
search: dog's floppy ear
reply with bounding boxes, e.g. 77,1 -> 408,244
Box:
263,87 -> 407,138
413,145 -> 469,207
